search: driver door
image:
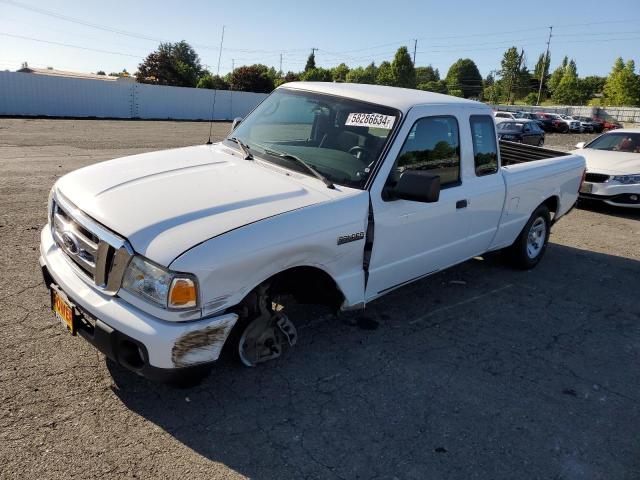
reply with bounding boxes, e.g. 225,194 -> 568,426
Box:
365,106 -> 471,300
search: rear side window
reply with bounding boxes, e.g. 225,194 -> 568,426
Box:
470,115 -> 498,176
393,116 -> 461,187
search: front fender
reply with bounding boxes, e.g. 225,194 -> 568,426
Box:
170,191 -> 370,316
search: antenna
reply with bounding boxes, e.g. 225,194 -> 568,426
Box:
206,25 -> 225,145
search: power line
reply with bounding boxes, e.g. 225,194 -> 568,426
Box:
0,32 -> 145,58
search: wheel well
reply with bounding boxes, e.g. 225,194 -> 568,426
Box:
259,266 -> 345,312
542,195 -> 559,220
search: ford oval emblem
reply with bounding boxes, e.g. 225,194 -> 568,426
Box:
61,231 -> 80,254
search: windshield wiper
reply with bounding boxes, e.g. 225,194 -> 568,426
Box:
228,137 -> 253,160
264,148 -> 335,189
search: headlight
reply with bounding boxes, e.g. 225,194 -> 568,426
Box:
612,174 -> 640,185
122,255 -> 198,310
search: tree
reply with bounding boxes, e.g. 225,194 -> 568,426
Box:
445,58 -> 482,98
96,70 -> 106,76
603,57 -> 640,106
228,64 -> 275,93
547,56 -> 568,95
332,63 -> 350,82
376,61 -> 395,86
305,52 -> 316,72
533,52 -> 550,99
417,80 -> 447,94
391,46 -> 416,88
346,63 -> 377,84
300,67 -> 333,82
499,47 -> 523,104
197,74 -> 229,90
416,65 -> 439,85
136,41 -> 203,87
109,69 -> 129,78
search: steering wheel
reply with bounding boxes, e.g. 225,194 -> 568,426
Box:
349,145 -> 369,161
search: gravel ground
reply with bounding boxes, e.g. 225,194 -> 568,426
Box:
1,119 -> 639,479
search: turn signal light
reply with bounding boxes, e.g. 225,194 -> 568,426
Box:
168,278 -> 197,309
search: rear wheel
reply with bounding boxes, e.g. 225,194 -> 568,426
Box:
537,138 -> 545,147
506,205 -> 551,269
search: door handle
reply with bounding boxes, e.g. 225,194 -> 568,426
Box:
456,199 -> 468,209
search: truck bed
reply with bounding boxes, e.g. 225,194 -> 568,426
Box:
499,140 -> 569,166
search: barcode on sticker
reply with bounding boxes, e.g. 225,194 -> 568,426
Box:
345,113 -> 396,129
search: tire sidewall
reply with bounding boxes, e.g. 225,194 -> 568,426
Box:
513,205 -> 551,269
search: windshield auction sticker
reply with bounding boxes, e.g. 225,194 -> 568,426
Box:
345,113 -> 396,129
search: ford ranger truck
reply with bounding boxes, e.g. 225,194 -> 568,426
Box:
40,83 -> 586,383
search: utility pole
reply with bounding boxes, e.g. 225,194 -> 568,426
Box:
412,39 -> 417,66
536,26 -> 553,106
206,24 -> 225,144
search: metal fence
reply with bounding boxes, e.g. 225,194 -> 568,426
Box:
0,71 -> 267,120
492,103 -> 640,124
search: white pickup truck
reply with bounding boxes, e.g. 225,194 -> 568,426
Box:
40,83 -> 586,383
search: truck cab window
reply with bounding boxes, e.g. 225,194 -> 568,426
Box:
391,116 -> 461,188
470,115 -> 498,176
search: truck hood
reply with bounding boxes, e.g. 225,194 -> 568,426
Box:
56,144 -> 336,266
571,149 -> 640,175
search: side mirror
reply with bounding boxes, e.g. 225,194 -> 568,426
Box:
231,117 -> 243,131
575,142 -> 585,149
391,170 -> 440,203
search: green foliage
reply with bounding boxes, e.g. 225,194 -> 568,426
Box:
300,67 -> 333,82
136,41 -> 203,87
448,88 -> 464,98
346,63 -> 377,84
228,64 -> 275,93
523,92 -> 538,105
547,56 -> 568,94
416,65 -> 439,85
391,46 -> 416,88
109,69 -> 129,78
376,61 -> 395,86
197,74 -> 229,90
96,70 -> 106,76
603,57 -> 640,106
417,80 -> 447,94
305,52 -> 316,72
331,63 -> 350,82
445,58 -> 482,98
500,46 -> 522,103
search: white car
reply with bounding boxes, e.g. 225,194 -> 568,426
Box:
573,129 -> 640,208
548,113 -> 581,133
40,83 -> 585,383
493,111 -> 517,122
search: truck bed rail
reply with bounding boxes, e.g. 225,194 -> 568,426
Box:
499,141 -> 569,166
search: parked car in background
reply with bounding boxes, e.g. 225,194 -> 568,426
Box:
592,116 -> 622,131
533,112 -> 557,132
546,113 -> 579,133
573,116 -> 600,133
496,120 -> 546,146
573,129 -> 640,208
494,111 -> 517,122
514,111 -> 546,129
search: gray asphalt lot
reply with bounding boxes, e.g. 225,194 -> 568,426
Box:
1,119 -> 639,479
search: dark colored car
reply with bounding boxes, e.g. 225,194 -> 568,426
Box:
592,116 -> 622,131
532,112 -> 556,132
575,116 -> 600,133
496,120 -> 545,146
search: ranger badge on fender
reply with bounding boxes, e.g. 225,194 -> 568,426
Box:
337,232 -> 365,245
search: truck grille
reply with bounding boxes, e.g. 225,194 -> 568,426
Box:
51,194 -> 133,294
585,173 -> 610,183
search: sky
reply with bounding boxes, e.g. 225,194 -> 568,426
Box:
1,0 -> 639,79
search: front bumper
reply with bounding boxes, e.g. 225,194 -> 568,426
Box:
579,181 -> 640,208
40,226 -> 238,381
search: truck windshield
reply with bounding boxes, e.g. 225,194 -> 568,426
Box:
224,88 -> 400,189
586,132 -> 640,152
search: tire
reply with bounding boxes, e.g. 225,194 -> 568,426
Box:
537,138 -> 545,147
506,204 -> 551,270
